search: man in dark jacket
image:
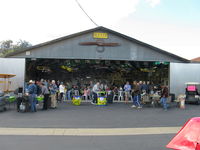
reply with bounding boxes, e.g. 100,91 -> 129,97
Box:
36,81 -> 42,95
132,82 -> 142,109
41,82 -> 50,110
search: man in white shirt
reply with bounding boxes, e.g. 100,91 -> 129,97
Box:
59,82 -> 65,103
92,82 -> 100,104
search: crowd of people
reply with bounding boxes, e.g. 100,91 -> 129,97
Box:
25,79 -> 169,112
122,81 -> 169,110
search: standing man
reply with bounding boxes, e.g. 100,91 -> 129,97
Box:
146,81 -> 151,94
160,86 -> 169,111
138,81 -> 143,92
89,81 -> 94,100
36,81 -> 42,96
132,82 -> 142,109
92,82 -> 100,104
59,82 -> 65,103
41,82 -> 50,110
141,81 -> 148,94
66,82 -> 72,100
124,81 -> 131,104
28,80 -> 37,112
49,80 -> 58,109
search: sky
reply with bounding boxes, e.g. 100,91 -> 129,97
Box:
0,0 -> 200,59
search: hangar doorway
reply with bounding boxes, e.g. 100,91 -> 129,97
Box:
25,58 -> 169,86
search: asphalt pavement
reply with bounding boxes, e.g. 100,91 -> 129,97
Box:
0,102 -> 199,150
0,134 -> 173,150
0,102 -> 199,128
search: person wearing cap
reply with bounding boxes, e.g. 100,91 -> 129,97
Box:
28,80 -> 37,112
49,80 -> 58,109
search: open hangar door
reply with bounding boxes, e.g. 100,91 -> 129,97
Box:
25,58 -> 169,87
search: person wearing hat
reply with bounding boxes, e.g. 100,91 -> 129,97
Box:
28,80 -> 37,112
49,80 -> 58,109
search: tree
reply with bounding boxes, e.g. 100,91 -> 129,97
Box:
0,39 -> 32,57
0,40 -> 13,52
14,40 -> 32,50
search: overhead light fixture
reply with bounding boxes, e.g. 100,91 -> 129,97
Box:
85,60 -> 90,63
96,60 -> 100,64
75,60 -> 80,63
31,58 -> 36,61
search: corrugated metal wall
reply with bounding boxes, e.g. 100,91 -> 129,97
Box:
10,30 -> 183,62
170,63 -> 200,97
0,58 -> 25,91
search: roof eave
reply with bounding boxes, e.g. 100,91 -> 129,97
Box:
5,26 -> 189,63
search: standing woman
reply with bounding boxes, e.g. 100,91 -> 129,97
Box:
41,82 -> 50,110
160,86 -> 169,111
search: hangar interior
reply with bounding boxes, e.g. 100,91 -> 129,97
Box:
26,58 -> 169,86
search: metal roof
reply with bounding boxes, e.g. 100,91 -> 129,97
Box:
5,26 -> 189,62
191,57 -> 200,62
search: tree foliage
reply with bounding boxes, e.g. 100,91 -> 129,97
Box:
0,39 -> 32,57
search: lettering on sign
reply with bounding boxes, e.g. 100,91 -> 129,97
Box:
93,32 -> 108,39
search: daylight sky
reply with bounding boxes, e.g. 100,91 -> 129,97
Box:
0,0 -> 200,59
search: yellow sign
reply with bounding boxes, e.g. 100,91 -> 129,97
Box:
61,65 -> 73,72
140,68 -> 155,73
93,32 -> 108,39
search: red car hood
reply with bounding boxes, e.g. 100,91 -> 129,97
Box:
166,117 -> 200,150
